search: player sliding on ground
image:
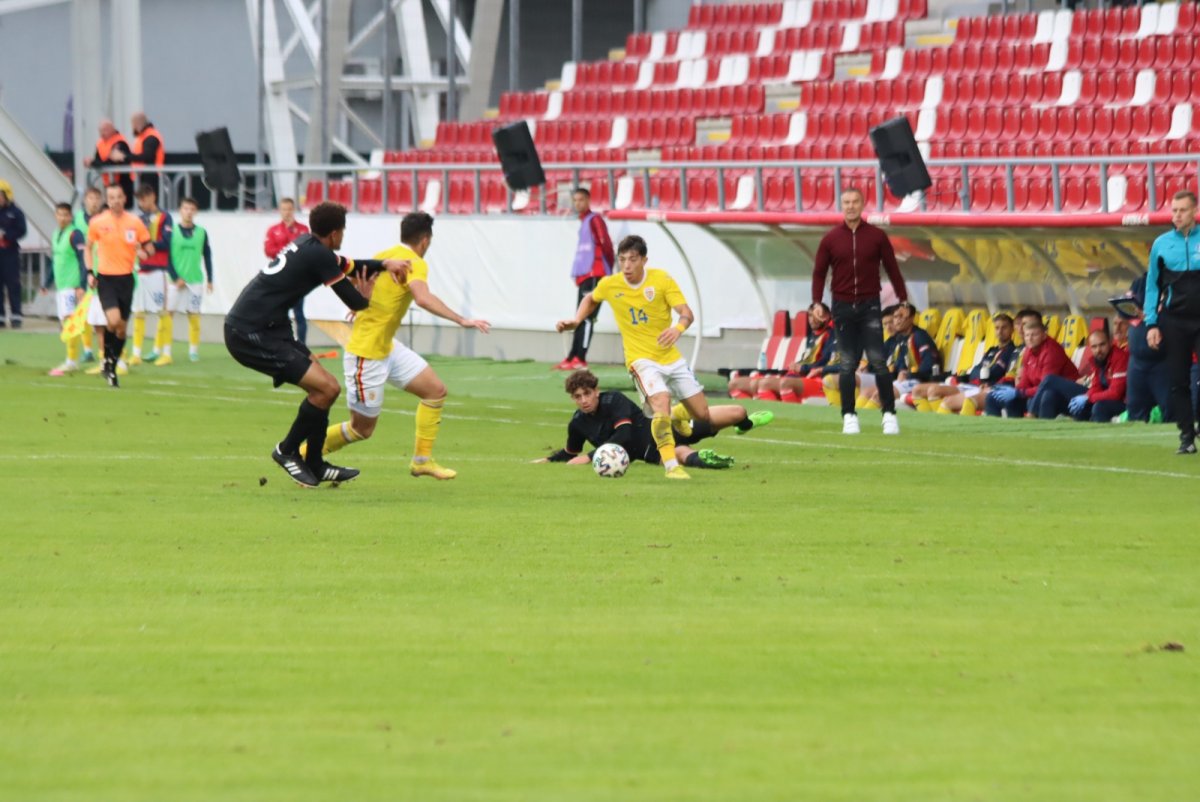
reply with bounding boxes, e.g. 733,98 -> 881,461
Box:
534,369 -> 771,469
301,212 -> 490,480
557,234 -> 718,480
224,202 -> 410,488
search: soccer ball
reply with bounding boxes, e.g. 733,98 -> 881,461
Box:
592,443 -> 630,478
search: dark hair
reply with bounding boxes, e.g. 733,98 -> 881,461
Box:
1015,308 -> 1043,325
308,202 -> 346,237
572,187 -> 590,198
84,186 -> 102,197
136,183 -> 157,199
1174,190 -> 1198,206
894,300 -> 917,314
279,197 -> 296,207
105,183 -> 125,196
808,300 -> 830,316
617,234 -> 647,257
180,197 -> 199,208
881,304 -> 899,318
55,201 -> 73,213
565,369 -> 599,394
992,313 -> 1014,327
401,211 -> 434,245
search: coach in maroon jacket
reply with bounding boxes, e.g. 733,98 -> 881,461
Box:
811,188 -> 908,435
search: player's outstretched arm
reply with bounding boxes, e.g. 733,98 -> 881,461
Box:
408,280 -> 491,333
556,294 -> 599,332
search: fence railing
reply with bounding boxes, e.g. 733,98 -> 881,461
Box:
89,154 -> 1200,218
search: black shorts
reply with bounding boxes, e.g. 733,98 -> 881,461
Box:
97,274 -> 134,320
224,321 -> 313,388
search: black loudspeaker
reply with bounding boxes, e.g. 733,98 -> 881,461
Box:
195,127 -> 242,195
868,116 -> 932,198
491,121 -> 546,191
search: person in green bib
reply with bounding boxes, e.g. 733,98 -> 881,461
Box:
167,197 -> 214,361
40,202 -> 89,375
74,187 -> 103,362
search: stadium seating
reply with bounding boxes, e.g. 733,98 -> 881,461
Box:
300,1 -> 1200,216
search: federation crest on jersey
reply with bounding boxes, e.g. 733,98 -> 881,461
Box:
643,286 -> 656,302
125,230 -> 136,243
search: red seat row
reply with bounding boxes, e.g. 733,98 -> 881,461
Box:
1064,35 -> 1197,72
801,76 -> 929,110
660,140 -> 877,162
933,103 -> 1198,143
1067,3 -> 1198,38
686,1 -> 786,29
897,42 -> 1051,76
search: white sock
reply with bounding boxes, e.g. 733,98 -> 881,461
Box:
663,459 -> 679,471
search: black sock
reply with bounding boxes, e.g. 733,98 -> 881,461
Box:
103,331 -> 118,370
684,452 -> 702,468
113,336 -> 126,363
280,399 -> 326,456
734,415 -> 753,432
691,419 -> 716,439
305,406 -> 331,471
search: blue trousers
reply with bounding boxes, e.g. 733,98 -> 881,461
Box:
1126,358 -> 1172,422
1073,398 -> 1126,423
1031,375 -> 1087,419
984,386 -> 1027,417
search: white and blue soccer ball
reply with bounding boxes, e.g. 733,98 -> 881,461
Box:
592,443 -> 630,478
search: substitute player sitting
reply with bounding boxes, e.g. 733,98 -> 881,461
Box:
303,212 -> 490,480
535,370 -> 756,469
556,235 -> 705,480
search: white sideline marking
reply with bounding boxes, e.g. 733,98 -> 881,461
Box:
747,436 -> 1199,480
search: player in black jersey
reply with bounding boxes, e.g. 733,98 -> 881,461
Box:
225,202 -> 410,488
534,370 -> 772,469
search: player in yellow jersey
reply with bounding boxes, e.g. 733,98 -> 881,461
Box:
557,234 -> 706,480
303,212 -> 490,479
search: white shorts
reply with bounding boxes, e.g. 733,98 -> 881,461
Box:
169,281 -> 205,314
56,289 -> 81,322
132,271 -> 169,314
894,378 -> 920,396
343,339 -> 430,418
956,384 -> 982,399
629,357 -> 704,409
87,292 -> 108,326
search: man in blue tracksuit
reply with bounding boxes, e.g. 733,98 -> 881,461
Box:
1145,190 -> 1200,453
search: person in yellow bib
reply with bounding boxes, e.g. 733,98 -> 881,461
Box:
556,234 -> 706,480
303,212 -> 490,480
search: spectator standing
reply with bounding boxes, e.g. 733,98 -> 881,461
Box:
130,112 -> 166,197
82,120 -> 134,207
557,187 -> 614,371
1144,190 -> 1200,454
813,187 -> 908,435
0,180 -> 27,328
264,198 -> 311,344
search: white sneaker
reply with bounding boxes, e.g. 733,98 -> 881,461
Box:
842,413 -> 860,435
882,412 -> 900,435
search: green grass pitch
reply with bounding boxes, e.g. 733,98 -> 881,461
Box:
2,331 -> 1198,801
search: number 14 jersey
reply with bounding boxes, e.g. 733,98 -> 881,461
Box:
591,268 -> 687,368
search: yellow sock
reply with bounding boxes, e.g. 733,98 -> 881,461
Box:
913,397 -> 933,413
322,421 -> 365,456
961,396 -> 979,416
823,387 -> 841,406
651,413 -> 677,469
82,326 -> 94,352
670,402 -> 689,424
66,335 -> 81,363
188,313 -> 202,348
935,401 -> 954,414
414,398 -> 445,459
131,314 -> 146,354
158,315 -> 174,356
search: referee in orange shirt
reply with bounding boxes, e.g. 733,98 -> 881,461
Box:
85,184 -> 154,387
